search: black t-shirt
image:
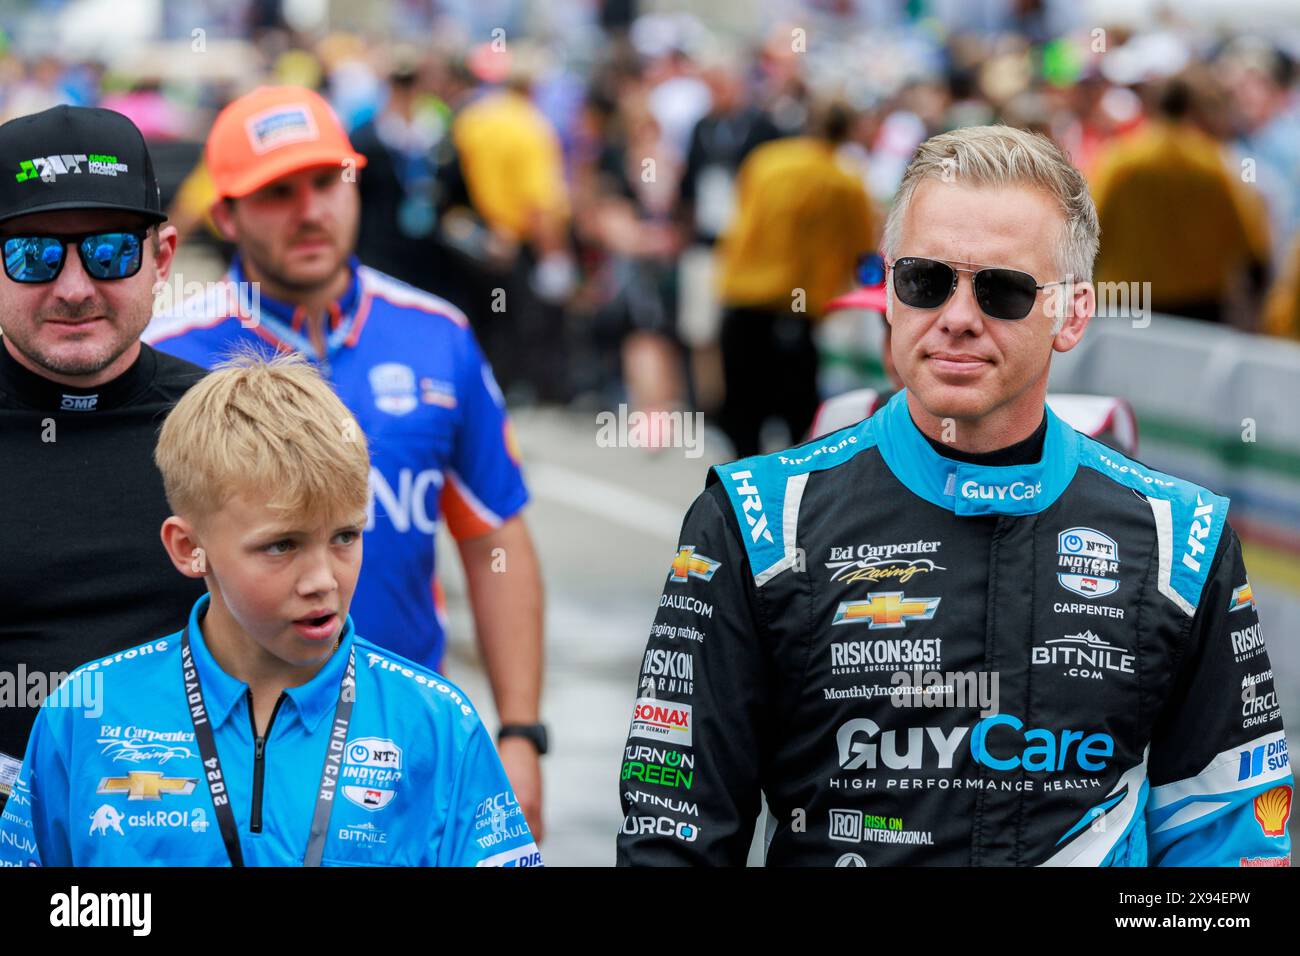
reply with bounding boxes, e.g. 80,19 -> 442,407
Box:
0,341 -> 207,772
920,413 -> 1049,467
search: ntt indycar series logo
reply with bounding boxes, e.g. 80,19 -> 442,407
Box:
1057,527 -> 1120,599
341,737 -> 403,811
836,714 -> 1114,773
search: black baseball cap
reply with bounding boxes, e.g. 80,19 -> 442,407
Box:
0,105 -> 165,226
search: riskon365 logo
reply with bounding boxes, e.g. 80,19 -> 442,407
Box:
836,714 -> 1115,772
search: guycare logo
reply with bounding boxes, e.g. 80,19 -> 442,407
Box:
1057,527 -> 1120,599
835,714 -> 1114,774
959,479 -> 1042,502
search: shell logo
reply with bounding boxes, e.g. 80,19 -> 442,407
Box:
1253,785 -> 1293,837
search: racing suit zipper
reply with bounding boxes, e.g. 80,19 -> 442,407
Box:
248,690 -> 286,834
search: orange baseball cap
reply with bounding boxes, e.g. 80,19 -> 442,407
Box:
205,86 -> 367,199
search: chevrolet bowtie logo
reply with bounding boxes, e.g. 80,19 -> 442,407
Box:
97,771 -> 198,801
1229,582 -> 1256,613
832,592 -> 941,628
669,547 -> 720,584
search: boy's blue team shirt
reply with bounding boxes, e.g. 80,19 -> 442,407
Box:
144,258 -> 529,670
0,594 -> 541,867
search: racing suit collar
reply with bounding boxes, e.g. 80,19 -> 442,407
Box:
874,388 -> 1079,516
227,253 -> 363,351
185,592 -> 359,733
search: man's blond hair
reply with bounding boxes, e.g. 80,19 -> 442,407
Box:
881,125 -> 1099,332
155,348 -> 370,526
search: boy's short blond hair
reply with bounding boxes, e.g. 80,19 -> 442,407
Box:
155,348 -> 370,526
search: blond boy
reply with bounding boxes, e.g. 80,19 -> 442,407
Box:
0,353 -> 540,867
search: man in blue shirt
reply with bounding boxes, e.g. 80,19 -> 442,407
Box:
144,86 -> 548,839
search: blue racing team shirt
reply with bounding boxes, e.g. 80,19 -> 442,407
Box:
0,594 -> 542,867
144,258 -> 529,670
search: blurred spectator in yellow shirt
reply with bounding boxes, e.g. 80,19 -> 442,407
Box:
1263,233 -> 1300,340
1090,73 -> 1270,326
448,51 -> 576,401
714,101 -> 875,456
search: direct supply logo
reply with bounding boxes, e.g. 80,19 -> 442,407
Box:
1237,739 -> 1289,782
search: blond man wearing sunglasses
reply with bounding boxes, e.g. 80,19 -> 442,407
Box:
617,126 -> 1292,867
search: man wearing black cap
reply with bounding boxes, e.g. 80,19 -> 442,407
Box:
0,106 -> 205,806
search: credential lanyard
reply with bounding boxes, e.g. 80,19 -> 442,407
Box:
181,631 -> 357,867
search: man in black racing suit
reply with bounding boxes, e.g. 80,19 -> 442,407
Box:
616,126 -> 1293,866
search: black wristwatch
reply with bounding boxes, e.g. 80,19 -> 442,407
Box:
498,723 -> 549,756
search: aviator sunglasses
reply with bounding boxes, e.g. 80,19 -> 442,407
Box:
888,255 -> 1070,321
2,229 -> 149,284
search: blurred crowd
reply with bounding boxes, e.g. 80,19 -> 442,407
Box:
2,0 -> 1300,454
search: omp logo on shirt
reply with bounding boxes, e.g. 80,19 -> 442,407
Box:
245,105 -> 319,153
60,393 -> 98,411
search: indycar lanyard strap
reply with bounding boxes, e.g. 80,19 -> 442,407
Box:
181,631 -> 357,868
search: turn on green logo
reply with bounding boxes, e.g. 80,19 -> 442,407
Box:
621,749 -> 694,790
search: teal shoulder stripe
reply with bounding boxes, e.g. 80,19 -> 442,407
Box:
712,417 -> 879,584
1075,433 -> 1229,614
